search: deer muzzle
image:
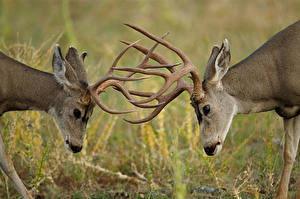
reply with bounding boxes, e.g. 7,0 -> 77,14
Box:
65,139 -> 83,153
203,141 -> 222,156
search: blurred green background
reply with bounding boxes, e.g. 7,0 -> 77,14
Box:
0,0 -> 299,198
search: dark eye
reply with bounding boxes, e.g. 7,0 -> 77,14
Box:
73,109 -> 81,119
203,105 -> 210,115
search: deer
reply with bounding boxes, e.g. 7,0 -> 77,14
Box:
0,40 -> 176,198
115,20 -> 300,198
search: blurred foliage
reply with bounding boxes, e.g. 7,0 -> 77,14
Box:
0,0 -> 300,198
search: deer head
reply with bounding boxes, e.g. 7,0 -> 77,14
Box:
50,45 -> 94,153
117,24 -> 237,157
49,42 -> 148,153
192,40 -> 237,156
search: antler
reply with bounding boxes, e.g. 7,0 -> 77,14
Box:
114,24 -> 204,123
87,38 -> 181,115
88,24 -> 204,122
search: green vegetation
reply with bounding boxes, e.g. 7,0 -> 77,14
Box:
0,0 -> 300,198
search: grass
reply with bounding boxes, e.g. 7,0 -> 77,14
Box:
0,0 -> 300,198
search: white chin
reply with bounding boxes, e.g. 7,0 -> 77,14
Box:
215,144 -> 222,155
64,142 -> 72,152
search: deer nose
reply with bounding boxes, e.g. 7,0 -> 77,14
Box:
204,145 -> 216,156
69,143 -> 82,153
204,142 -> 221,156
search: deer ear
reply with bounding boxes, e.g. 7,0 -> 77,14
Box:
52,44 -> 79,88
81,51 -> 88,62
204,39 -> 231,84
65,46 -> 88,82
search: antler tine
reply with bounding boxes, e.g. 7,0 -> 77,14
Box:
112,67 -> 169,78
120,40 -> 170,65
142,63 -> 181,69
139,32 -> 169,66
124,24 -> 192,65
117,33 -> 169,81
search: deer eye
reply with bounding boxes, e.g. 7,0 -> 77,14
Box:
73,109 -> 81,119
203,105 -> 210,115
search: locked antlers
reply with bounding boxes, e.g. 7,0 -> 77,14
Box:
88,24 -> 204,123
114,24 -> 204,123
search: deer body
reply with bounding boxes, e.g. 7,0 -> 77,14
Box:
223,21 -> 300,116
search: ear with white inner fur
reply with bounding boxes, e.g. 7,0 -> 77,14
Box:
65,47 -> 88,82
81,51 -> 88,62
52,44 -> 79,88
204,39 -> 231,84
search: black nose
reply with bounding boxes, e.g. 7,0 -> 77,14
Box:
204,145 -> 216,156
69,144 -> 82,153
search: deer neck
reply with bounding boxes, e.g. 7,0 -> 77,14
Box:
12,72 -> 62,113
222,21 -> 300,115
222,49 -> 280,114
0,52 -> 62,114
